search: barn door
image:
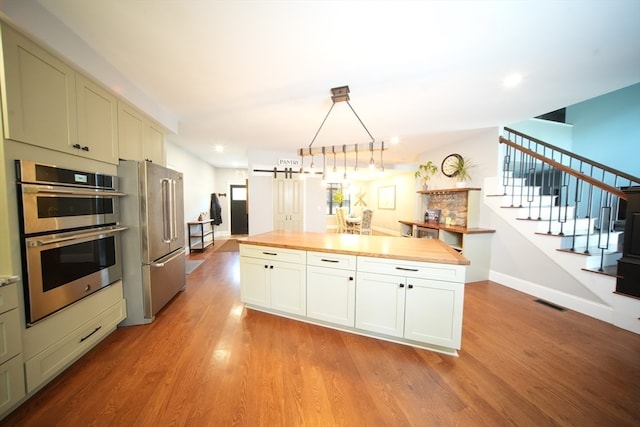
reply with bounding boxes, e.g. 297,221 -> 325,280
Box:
273,178 -> 302,231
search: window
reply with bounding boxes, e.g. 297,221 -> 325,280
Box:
326,183 -> 350,215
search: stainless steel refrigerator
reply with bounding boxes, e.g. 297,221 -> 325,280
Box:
118,160 -> 186,325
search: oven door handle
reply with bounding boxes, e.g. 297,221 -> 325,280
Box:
21,183 -> 126,197
27,226 -> 128,247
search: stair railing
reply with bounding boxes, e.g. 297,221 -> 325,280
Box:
500,127 -> 640,272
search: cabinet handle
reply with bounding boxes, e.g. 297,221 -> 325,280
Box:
399,283 -> 405,288
270,265 -> 274,269
408,284 -> 414,289
349,276 -> 354,281
395,267 -> 419,272
262,252 -> 278,256
264,265 -> 269,269
80,326 -> 102,343
82,146 -> 90,151
72,143 -> 81,149
320,258 -> 339,263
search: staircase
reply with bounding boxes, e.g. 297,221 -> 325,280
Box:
485,127 -> 640,334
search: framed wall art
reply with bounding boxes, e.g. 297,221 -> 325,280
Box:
378,185 -> 396,210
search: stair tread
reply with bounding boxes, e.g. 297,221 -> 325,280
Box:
582,265 -> 620,278
557,247 -> 621,256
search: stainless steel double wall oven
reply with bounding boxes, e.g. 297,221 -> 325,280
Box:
16,161 -> 126,325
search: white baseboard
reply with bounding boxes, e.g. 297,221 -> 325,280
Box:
489,270 -> 614,324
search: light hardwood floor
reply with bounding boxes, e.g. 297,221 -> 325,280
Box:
2,246 -> 639,426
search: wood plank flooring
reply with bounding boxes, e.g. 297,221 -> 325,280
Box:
2,245 -> 639,426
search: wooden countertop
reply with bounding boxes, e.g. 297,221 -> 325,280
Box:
399,220 -> 496,235
239,231 -> 470,265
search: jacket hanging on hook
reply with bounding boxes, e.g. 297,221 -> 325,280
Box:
210,193 -> 223,225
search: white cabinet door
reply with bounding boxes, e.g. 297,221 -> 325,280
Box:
355,272 -> 405,338
240,256 -> 270,307
75,74 -> 119,164
307,265 -> 355,327
404,277 -> 464,349
1,24 -> 78,152
240,250 -> 306,316
270,259 -> 306,316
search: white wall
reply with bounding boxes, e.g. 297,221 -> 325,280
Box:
165,142 -> 216,243
414,127 -> 500,226
247,149 -> 326,235
347,171 -> 415,235
166,143 -> 249,241
508,118 -> 574,151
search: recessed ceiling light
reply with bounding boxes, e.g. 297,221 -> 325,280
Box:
503,73 -> 523,88
390,136 -> 400,145
214,145 -> 224,153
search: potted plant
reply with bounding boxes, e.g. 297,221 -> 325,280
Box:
333,190 -> 344,207
414,161 -> 438,190
452,156 -> 474,187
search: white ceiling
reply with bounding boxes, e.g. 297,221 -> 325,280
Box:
11,1 -> 640,168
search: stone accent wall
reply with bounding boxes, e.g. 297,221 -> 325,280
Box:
427,191 -> 469,227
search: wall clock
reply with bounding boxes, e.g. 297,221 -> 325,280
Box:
441,153 -> 463,178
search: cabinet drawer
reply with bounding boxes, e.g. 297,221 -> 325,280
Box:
0,309 -> 21,365
25,298 -> 126,393
0,355 -> 25,417
240,244 -> 306,264
23,281 -> 124,359
307,251 -> 357,270
0,283 -> 19,315
357,256 -> 465,283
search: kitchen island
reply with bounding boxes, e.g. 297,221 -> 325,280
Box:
239,231 -> 469,356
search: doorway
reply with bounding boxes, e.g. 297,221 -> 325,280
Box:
230,184 -> 248,235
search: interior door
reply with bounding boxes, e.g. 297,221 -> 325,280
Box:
230,184 -> 248,235
273,178 -> 302,231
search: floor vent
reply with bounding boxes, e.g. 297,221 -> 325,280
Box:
534,299 -> 567,311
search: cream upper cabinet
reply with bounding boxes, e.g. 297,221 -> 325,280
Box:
1,24 -> 78,153
1,24 -> 119,164
75,74 -> 119,164
117,101 -> 145,161
144,122 -> 166,165
118,101 -> 166,165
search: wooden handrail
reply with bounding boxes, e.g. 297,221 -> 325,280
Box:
499,136 -> 627,200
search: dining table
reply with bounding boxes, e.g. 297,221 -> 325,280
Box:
345,216 -> 361,233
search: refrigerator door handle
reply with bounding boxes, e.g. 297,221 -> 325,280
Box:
171,179 -> 178,242
148,249 -> 184,268
161,178 -> 172,243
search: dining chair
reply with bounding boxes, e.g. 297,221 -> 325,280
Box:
336,207 -> 348,233
357,209 -> 373,235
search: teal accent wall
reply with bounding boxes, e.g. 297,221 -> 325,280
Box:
566,83 -> 640,177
